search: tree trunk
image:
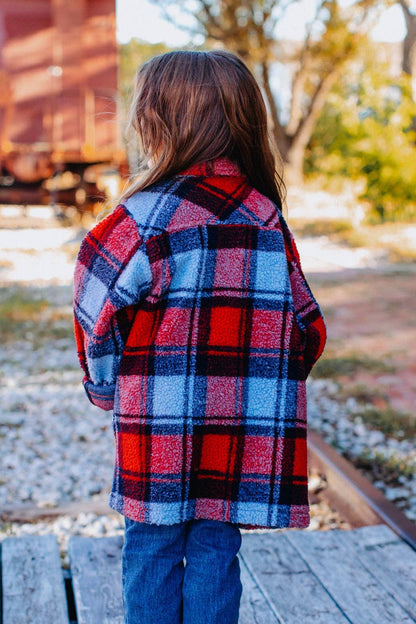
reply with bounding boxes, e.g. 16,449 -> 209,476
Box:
397,1 -> 416,130
259,61 -> 291,160
286,69 -> 340,182
398,0 -> 416,77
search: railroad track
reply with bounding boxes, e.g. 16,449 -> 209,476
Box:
1,429 -> 415,551
307,429 -> 416,550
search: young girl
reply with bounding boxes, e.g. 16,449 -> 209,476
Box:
73,50 -> 326,624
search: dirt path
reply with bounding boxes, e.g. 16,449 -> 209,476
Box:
1,205 -> 415,416
309,269 -> 416,416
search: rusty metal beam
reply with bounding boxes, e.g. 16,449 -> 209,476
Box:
308,429 -> 416,550
0,499 -> 118,523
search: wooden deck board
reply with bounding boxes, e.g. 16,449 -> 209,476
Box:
238,556 -> 282,624
240,531 -> 349,623
340,524 -> 416,620
68,535 -> 125,624
1,535 -> 69,624
2,525 -> 416,623
286,527 -> 416,623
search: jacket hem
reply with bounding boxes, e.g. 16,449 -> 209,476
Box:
108,492 -> 310,530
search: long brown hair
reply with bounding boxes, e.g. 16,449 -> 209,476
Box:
121,50 -> 286,210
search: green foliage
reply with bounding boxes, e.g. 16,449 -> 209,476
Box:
305,44 -> 416,222
118,39 -> 172,112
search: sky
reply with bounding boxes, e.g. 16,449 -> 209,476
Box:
116,0 -> 410,46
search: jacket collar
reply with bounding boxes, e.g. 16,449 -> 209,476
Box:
178,157 -> 245,178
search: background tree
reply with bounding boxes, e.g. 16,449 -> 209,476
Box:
119,39 -> 172,108
151,0 -> 378,181
369,1 -> 416,87
305,42 -> 416,221
396,0 -> 416,77
119,39 -> 172,172
396,0 -> 416,131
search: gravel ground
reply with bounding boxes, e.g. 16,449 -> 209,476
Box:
0,204 -> 414,559
0,280 -> 350,552
307,379 -> 416,522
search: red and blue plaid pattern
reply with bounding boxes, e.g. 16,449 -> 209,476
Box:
73,158 -> 326,528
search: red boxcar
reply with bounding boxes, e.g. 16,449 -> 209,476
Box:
0,0 -> 124,209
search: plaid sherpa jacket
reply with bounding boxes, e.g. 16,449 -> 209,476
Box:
73,157 -> 326,529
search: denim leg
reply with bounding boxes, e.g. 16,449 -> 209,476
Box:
183,519 -> 243,624
122,517 -> 186,624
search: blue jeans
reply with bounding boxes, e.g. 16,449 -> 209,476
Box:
122,517 -> 243,624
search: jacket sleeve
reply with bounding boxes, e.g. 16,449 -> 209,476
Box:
279,214 -> 327,378
73,204 -> 152,410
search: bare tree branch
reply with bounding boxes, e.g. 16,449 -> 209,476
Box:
144,0 -> 374,177
288,68 -> 340,173
260,61 -> 291,157
149,1 -> 203,39
286,0 -> 325,135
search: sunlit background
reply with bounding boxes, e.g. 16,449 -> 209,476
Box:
0,0 -> 415,553
116,0 -> 408,44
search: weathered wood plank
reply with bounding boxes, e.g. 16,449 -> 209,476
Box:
0,499 -> 117,523
4,526 -> 414,624
2,535 -> 69,624
340,524 -> 416,620
286,528 -> 415,623
240,531 -> 349,623
68,535 -> 124,624
238,554 -> 282,624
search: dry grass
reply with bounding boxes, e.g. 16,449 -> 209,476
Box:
355,406 -> 416,440
311,352 -> 395,379
291,217 -> 416,264
387,245 -> 416,264
0,292 -> 49,323
354,450 -> 416,481
0,290 -> 73,344
337,383 -> 389,405
292,219 -> 354,238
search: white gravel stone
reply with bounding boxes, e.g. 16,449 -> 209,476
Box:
307,517 -> 321,531
384,487 -> 411,502
1,218 -> 415,542
0,512 -> 125,567
367,430 -> 385,446
306,376 -> 416,523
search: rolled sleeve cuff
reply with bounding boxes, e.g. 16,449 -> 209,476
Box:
83,378 -> 115,411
